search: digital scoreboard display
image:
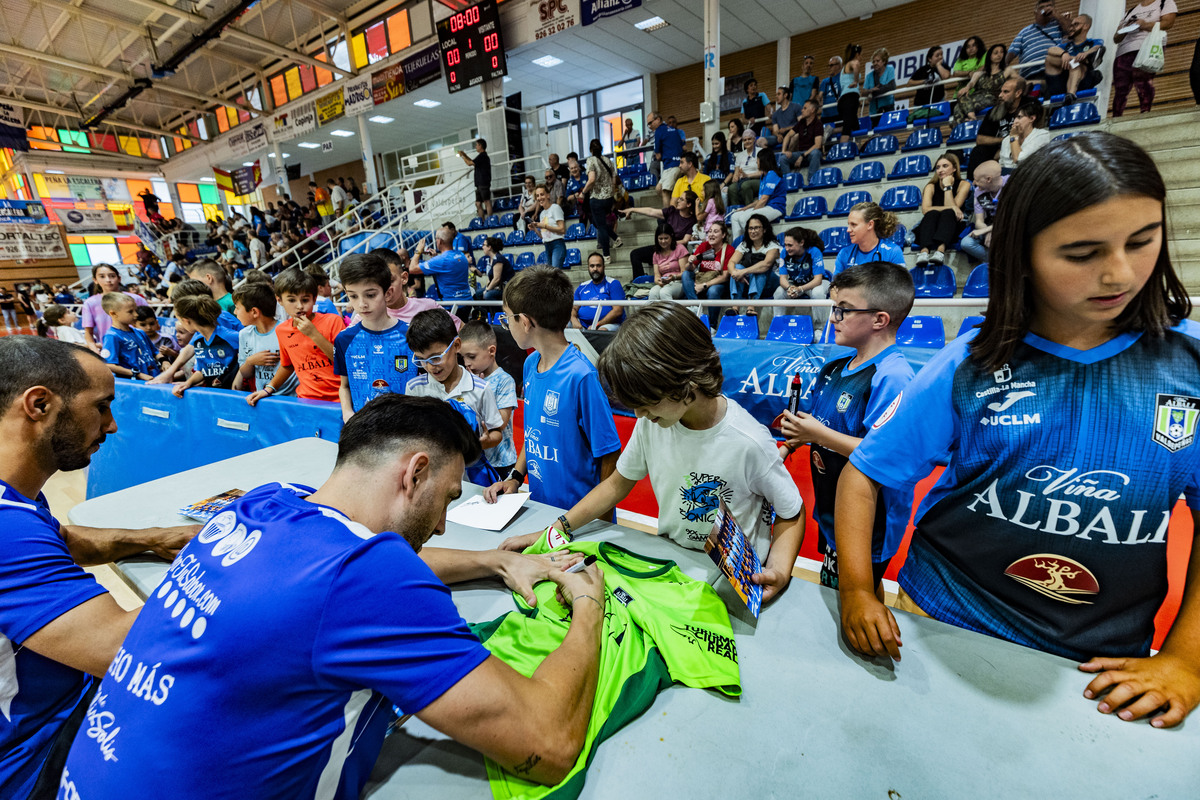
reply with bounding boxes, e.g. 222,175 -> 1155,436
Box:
436,0 -> 508,94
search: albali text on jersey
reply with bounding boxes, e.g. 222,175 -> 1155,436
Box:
851,325 -> 1200,661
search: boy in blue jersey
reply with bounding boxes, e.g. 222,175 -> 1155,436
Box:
305,263 -> 339,314
147,279 -> 242,386
484,266 -> 622,513
171,295 -> 239,396
99,292 -> 160,382
779,261 -> 915,594
334,254 -> 416,421
232,282 -> 297,396
460,320 -> 519,476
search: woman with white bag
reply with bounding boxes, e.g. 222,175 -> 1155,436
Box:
1111,0 -> 1177,116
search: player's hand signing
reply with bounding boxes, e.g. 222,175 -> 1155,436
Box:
144,524 -> 201,561
1079,652 -> 1200,728
841,588 -> 903,661
546,561 -> 605,611
495,551 -> 584,606
484,477 -> 520,503
498,530 -> 543,552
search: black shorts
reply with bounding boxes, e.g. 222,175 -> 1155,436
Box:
817,530 -> 890,590
475,185 -> 492,203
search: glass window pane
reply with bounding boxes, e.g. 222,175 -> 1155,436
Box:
596,80 -> 643,113
151,178 -> 169,199
285,67 -> 302,100
365,21 -> 387,63
546,98 -> 577,124
216,110 -> 230,132
271,75 -> 288,108
198,184 -> 219,205
299,65 -> 316,94
331,40 -> 350,73
181,204 -> 205,224
70,243 -> 91,266
351,33 -> 368,70
314,52 -> 333,86
87,242 -> 121,265
387,10 -> 410,54
177,183 -> 200,203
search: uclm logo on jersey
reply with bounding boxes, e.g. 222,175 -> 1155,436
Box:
1004,554 -> 1099,604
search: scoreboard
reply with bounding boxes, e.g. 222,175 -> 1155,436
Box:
435,0 -> 508,93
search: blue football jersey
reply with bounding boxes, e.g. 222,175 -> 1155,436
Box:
192,327 -> 240,387
333,321 -> 416,411
851,326 -> 1200,660
58,483 -> 489,800
101,327 -> 160,376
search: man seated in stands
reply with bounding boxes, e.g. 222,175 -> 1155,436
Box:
571,252 -> 626,331
767,86 -> 802,148
548,152 -> 570,183
1008,0 -> 1072,79
671,152 -> 709,200
968,76 -> 1027,179
961,160 -> 1006,264
1044,13 -> 1105,102
780,99 -> 825,182
790,54 -> 821,105
725,129 -> 764,207
543,168 -> 565,209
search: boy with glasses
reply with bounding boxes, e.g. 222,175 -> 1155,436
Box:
778,261 -> 915,594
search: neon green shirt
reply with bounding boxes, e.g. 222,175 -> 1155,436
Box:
470,537 -> 740,800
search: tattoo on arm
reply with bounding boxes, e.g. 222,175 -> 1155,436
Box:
513,753 -> 542,775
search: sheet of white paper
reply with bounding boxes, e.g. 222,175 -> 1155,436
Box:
1118,23 -> 1140,34
446,493 -> 530,531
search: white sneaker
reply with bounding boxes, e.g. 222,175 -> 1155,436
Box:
916,251 -> 929,266
931,251 -> 945,264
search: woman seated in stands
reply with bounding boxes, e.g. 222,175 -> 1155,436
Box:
998,102 -> 1051,174
647,223 -> 691,301
950,36 -> 987,87
951,43 -> 1015,126
705,132 -> 733,181
863,47 -> 896,128
473,236 -> 513,302
728,213 -> 782,316
517,174 -> 539,232
837,44 -> 864,142
915,152 -> 970,266
907,45 -> 952,110
728,118 -> 746,153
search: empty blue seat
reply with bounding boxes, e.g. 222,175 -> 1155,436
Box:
912,101 -> 951,126
786,195 -> 827,220
783,172 -> 805,192
887,224 -> 908,248
947,119 -> 981,145
807,166 -> 842,188
766,315 -> 815,344
506,230 -> 525,246
565,248 -> 582,267
471,234 -> 487,249
889,154 -> 932,180
845,161 -> 885,185
1049,88 -> 1097,104
564,223 -> 585,241
515,252 -> 535,269
962,263 -> 989,297
819,227 -> 849,255
910,265 -> 956,298
825,142 -> 858,163
903,127 -> 943,151
957,315 -> 985,337
583,224 -> 597,239
861,135 -> 899,156
631,274 -> 654,284
881,184 -> 922,212
731,235 -> 744,249
1049,103 -> 1101,129
1053,132 -> 1079,142
874,110 -> 908,133
851,116 -> 872,137
524,230 -> 543,244
830,190 -> 872,217
536,251 -> 548,265
715,314 -> 759,340
897,315 -> 946,348
499,212 -> 515,226
485,214 -> 501,228
698,313 -> 710,330
467,216 -> 483,231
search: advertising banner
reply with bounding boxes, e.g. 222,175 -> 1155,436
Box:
403,45 -> 442,93
60,208 -> 117,233
581,0 -> 640,25
372,63 -> 405,106
343,76 -> 373,116
315,89 -> 345,125
0,199 -> 49,224
0,225 -> 68,261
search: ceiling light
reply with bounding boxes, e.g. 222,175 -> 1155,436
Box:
199,177 -> 215,183
532,55 -> 563,68
282,153 -> 291,158
634,16 -> 668,31
242,161 -> 255,166
413,99 -> 441,108
502,76 -> 512,83
46,169 -> 65,174
297,141 -> 321,149
368,115 -> 394,123
329,129 -> 355,137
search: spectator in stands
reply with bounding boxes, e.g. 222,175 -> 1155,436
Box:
543,168 -> 564,209
834,202 -> 905,277
643,113 -> 661,176
249,228 -> 268,268
863,48 -> 896,126
998,101 -> 1051,173
697,180 -> 726,233
725,129 -> 763,206
1112,0 -> 1177,116
790,54 -> 821,104
232,282 -> 295,397
907,46 -> 952,109
683,221 -> 736,313
187,259 -> 235,312
475,236 -> 513,302
37,304 -> 84,344
583,138 -> 619,263
619,117 -> 641,155
915,153 -> 970,266
347,176 -> 362,203
563,159 -> 588,223
651,112 -> 685,206
457,138 -> 493,219
742,78 -> 772,136
370,247 -> 463,329
411,227 -> 474,299
530,184 -> 568,270
961,160 -> 1006,263
1044,14 -> 1105,101
622,193 -> 698,278
820,55 -> 844,125
672,151 -> 710,200
730,149 -> 787,241
728,213 -> 781,316
767,86 -> 802,147
704,131 -> 734,181
950,36 -> 987,84
305,264 -> 338,314
328,178 -> 348,222
727,118 -> 745,154
837,45 -> 864,142
1008,0 -> 1071,78
774,226 -> 828,316
82,264 -> 147,353
646,224 -> 690,301
952,43 -> 1016,126
311,180 -> 333,225
571,252 -> 626,331
548,153 -> 569,183
98,292 -> 160,382
780,99 -> 825,181
517,174 -> 538,232
0,286 -> 16,330
968,76 -> 1027,179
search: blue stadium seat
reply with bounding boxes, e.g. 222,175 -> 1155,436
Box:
565,248 -> 582,267
564,222 -> 585,241
1053,132 -> 1079,142
807,166 -> 842,188
783,172 -> 805,192
881,184 -> 922,212
861,135 -> 899,156
958,147 -> 973,169
766,315 -> 815,344
888,154 -> 932,180
536,251 -> 548,265
524,230 -> 543,245
845,161 -> 885,185
471,234 -> 486,249
506,230 -> 525,246
731,235 -> 744,249
897,315 -> 946,348
1049,103 -> 1101,129
499,212 -> 515,226
631,275 -> 654,284
887,224 -> 908,248
1049,88 -> 1097,104
715,314 -> 759,340
962,263 -> 989,298
584,224 -> 597,239
485,214 -> 501,228
910,265 -> 957,298
336,231 -> 371,256
912,101 -> 951,126
786,195 -> 828,220
698,313 -> 710,330
874,110 -> 908,133
639,174 -> 658,190
819,227 -> 849,255
515,252 -> 535,270
957,315 -> 985,337
947,119 -> 981,144
467,216 -> 483,231
903,127 -> 943,151
475,254 -> 492,274
829,190 -> 872,217
851,116 -> 873,137
825,142 -> 858,163
776,233 -> 787,247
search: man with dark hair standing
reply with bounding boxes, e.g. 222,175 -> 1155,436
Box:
0,336 -> 196,799
58,393 -> 606,800
457,138 -> 493,219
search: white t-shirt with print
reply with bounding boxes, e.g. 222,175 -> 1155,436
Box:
539,204 -> 565,242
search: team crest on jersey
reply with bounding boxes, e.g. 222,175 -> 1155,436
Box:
1004,554 -> 1099,605
836,392 -> 853,413
1152,394 -> 1199,453
394,355 -> 408,372
544,390 -> 560,416
993,364 -> 1012,384
612,587 -> 634,606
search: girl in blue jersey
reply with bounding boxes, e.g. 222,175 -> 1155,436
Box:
838,132 -> 1200,728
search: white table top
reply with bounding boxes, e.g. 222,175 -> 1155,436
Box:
70,438 -> 1200,798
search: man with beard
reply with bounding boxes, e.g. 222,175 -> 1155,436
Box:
571,252 -> 627,331
58,394 -> 606,800
0,336 -> 197,799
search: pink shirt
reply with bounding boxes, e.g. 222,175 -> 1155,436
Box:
350,297 -> 463,330
82,291 -> 149,342
701,198 -> 723,231
652,244 -> 689,278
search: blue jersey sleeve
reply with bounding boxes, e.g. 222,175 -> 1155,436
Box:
809,247 -> 826,277
311,534 -> 489,714
850,336 -> 971,489
101,331 -> 121,366
833,246 -> 851,277
758,172 -> 781,198
490,369 -> 517,409
864,350 -> 915,429
577,370 -> 622,460
333,327 -> 353,376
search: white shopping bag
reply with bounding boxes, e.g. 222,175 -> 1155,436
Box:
1132,22 -> 1167,73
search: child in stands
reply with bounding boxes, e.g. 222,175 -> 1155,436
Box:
838,132 -> 1200,728
36,304 -> 86,344
369,247 -> 462,329
779,261 -> 915,593
306,264 -> 339,314
100,293 -> 160,381
171,295 -> 239,395
232,281 -> 297,397
459,320 -> 518,477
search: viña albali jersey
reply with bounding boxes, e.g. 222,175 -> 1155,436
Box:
475,535 -> 740,800
851,326 -> 1200,660
333,320 -> 416,411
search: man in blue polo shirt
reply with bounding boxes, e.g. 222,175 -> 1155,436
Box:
411,227 -> 471,301
1008,0 -> 1072,78
651,112 -> 684,206
571,253 -> 626,331
0,337 -> 194,800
